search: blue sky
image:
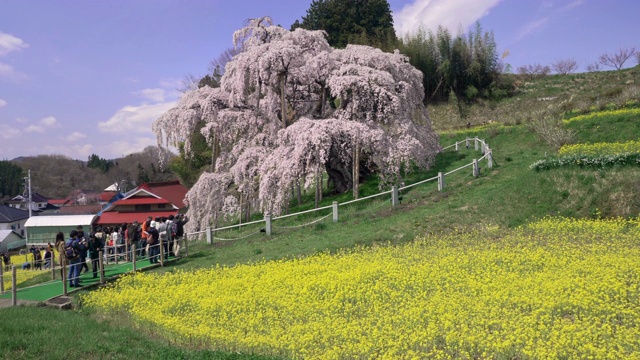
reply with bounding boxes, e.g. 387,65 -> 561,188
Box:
0,0 -> 638,161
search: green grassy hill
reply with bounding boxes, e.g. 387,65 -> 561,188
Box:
2,68 -> 639,359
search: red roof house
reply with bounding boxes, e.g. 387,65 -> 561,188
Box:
96,181 -> 188,226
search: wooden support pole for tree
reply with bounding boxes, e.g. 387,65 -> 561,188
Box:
353,132 -> 360,199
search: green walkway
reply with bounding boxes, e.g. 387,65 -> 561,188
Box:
0,256 -> 175,302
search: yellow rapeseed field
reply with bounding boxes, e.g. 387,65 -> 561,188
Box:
563,107 -> 640,124
1,250 -> 60,290
559,140 -> 640,157
83,218 -> 640,359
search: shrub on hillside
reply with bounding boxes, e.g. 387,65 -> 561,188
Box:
530,153 -> 640,171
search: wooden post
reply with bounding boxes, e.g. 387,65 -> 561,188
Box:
0,263 -> 4,293
11,266 -> 17,306
98,251 -> 104,285
51,254 -> 56,280
159,242 -> 165,267
62,259 -> 68,296
132,245 -> 137,273
391,186 -> 399,207
438,172 -> 445,191
473,159 -> 479,177
455,142 -> 459,151
487,151 -> 493,168
332,201 -> 338,223
265,215 -> 272,236
465,138 -> 470,149
206,227 -> 212,245
183,235 -> 189,258
474,137 -> 479,150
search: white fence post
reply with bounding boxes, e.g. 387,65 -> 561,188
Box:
487,151 -> 493,168
465,138 -> 470,149
475,137 -> 479,150
333,201 -> 338,223
206,226 -> 212,244
265,215 -> 272,236
473,159 -> 479,177
455,142 -> 459,151
391,186 -> 399,207
438,172 -> 445,191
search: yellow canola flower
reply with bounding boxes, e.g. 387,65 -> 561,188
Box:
83,218 -> 640,359
2,250 -> 61,290
559,140 -> 640,157
563,107 -> 640,124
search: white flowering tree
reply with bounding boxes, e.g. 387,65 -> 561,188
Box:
154,17 -> 440,231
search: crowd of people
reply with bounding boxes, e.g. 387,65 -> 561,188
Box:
1,214 -> 188,288
56,214 -> 189,287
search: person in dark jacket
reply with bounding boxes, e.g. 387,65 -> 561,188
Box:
88,233 -> 104,278
147,221 -> 160,264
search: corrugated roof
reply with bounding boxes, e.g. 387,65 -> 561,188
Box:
25,215 -> 97,227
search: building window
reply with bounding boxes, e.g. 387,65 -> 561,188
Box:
158,204 -> 166,209
135,204 -> 151,211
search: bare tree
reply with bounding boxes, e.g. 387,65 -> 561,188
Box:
517,63 -> 551,80
636,52 -> 640,66
552,58 -> 578,75
598,47 -> 637,70
586,62 -> 601,72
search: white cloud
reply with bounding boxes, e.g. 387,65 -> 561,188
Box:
25,125 -> 44,133
394,0 -> 503,36
106,136 -> 158,158
159,78 -> 182,89
560,0 -> 584,12
42,143 -> 94,160
98,101 -> 176,133
40,116 -> 58,127
0,61 -> 27,82
0,124 -> 20,139
68,131 -> 87,141
15,117 -> 27,123
516,17 -> 549,41
0,98 -> 6,108
0,32 -> 29,56
134,88 -> 167,102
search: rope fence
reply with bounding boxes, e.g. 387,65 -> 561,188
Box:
1,137 -> 493,307
191,137 -> 494,243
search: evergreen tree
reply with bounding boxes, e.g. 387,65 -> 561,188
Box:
293,0 -> 398,51
0,160 -> 24,198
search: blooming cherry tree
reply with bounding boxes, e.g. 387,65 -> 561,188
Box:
154,17 -> 440,230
